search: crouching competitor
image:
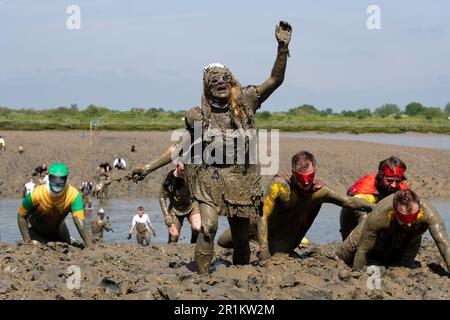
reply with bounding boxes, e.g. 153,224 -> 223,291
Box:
337,189 -> 450,272
17,162 -> 92,247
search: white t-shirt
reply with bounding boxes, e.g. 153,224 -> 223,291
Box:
113,158 -> 126,168
25,181 -> 35,194
131,214 -> 152,231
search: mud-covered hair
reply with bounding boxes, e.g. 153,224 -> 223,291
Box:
202,66 -> 251,130
393,189 -> 420,212
291,151 -> 316,170
137,206 -> 144,211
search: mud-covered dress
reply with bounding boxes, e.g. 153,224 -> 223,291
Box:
183,86 -> 263,219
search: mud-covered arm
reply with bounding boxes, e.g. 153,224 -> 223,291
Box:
74,218 -> 92,247
322,187 -> 374,212
159,182 -> 172,227
17,193 -> 33,242
258,179 -> 286,259
353,207 -> 387,270
129,129 -> 193,183
71,194 -> 92,247
423,200 -> 450,271
257,21 -> 292,105
18,214 -> 31,242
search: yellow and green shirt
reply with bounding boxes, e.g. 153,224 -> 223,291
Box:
18,184 -> 84,229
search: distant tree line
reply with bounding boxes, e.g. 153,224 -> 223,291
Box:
1,102 -> 450,120
285,102 -> 450,120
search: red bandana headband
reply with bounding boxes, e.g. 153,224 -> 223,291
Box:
395,206 -> 419,223
384,166 -> 405,178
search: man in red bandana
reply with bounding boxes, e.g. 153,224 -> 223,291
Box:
218,151 -> 375,258
337,189 -> 450,272
339,156 -> 409,241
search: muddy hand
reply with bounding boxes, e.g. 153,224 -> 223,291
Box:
129,167 -> 148,183
275,20 -> 292,46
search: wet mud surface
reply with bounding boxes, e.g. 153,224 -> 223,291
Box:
0,240 -> 448,300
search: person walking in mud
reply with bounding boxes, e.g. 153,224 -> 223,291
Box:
118,21 -> 293,274
340,156 -> 408,241
219,151 -> 374,258
128,206 -> 156,246
91,208 -> 113,243
0,136 -> 5,151
337,189 -> 450,272
22,178 -> 35,198
160,159 -> 201,243
80,178 -> 94,209
17,162 -> 92,247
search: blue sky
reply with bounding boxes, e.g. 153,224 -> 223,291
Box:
0,0 -> 449,112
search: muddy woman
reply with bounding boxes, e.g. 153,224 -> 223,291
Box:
115,21 -> 292,275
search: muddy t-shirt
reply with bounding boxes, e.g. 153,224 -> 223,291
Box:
161,169 -> 192,213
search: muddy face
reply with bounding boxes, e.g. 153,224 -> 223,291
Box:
204,67 -> 232,103
380,175 -> 403,193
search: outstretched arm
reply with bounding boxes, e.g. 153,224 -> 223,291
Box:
129,129 -> 194,183
257,21 -> 292,104
322,187 -> 375,213
423,200 -> 450,272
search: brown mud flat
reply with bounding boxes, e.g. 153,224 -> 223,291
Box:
0,131 -> 449,198
0,240 -> 448,300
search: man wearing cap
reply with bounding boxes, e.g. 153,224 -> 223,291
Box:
91,208 -> 112,243
339,156 -> 409,241
17,162 -> 92,247
126,21 -> 293,274
219,151 -> 375,258
337,189 -> 450,271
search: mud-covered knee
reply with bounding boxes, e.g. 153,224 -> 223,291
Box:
200,223 -> 218,238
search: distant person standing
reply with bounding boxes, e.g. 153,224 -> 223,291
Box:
113,157 -> 127,170
131,145 -> 136,153
0,136 -> 5,151
18,146 -> 24,154
91,208 -> 112,243
127,206 -> 156,246
22,179 -> 35,198
80,179 -> 94,209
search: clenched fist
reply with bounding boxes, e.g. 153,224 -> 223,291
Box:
275,21 -> 292,47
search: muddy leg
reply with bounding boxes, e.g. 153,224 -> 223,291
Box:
228,217 -> 250,265
217,227 -> 233,248
168,215 -> 182,243
144,230 -> 151,246
188,204 -> 201,244
137,231 -> 144,245
336,222 -> 364,266
195,203 -> 218,275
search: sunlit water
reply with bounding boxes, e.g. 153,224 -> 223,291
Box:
280,132 -> 450,151
1,198 -> 449,245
